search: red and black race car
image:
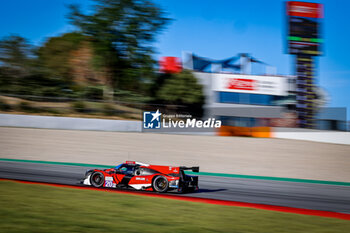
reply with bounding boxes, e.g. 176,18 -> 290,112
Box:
82,161 -> 199,193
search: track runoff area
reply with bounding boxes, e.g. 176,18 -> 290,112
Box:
0,158 -> 350,221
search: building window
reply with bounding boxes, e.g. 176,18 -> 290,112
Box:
217,92 -> 279,106
250,94 -> 272,105
218,92 -> 240,103
219,116 -> 269,127
220,116 -> 256,127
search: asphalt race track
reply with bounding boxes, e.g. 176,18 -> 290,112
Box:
1,161 -> 350,214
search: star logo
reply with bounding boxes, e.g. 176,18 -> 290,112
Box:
151,109 -> 161,122
143,110 -> 162,129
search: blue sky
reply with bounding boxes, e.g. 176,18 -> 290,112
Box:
0,0 -> 349,118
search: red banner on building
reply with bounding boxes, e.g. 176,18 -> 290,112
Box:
287,1 -> 323,19
227,78 -> 256,91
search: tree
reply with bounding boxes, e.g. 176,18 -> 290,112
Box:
37,32 -> 85,83
0,35 -> 68,96
68,0 -> 170,92
157,70 -> 204,116
0,35 -> 34,78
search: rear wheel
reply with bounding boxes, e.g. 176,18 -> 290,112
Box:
152,176 -> 169,193
90,172 -> 105,188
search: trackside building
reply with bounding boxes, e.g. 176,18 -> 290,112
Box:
159,53 -> 347,135
193,71 -> 296,136
178,52 -> 296,136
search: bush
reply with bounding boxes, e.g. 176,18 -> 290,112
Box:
0,99 -> 11,111
102,104 -> 115,116
72,101 -> 86,113
38,87 -> 63,98
114,89 -> 152,103
17,101 -> 40,113
156,70 -> 204,117
41,107 -> 61,114
157,70 -> 204,105
82,86 -> 104,100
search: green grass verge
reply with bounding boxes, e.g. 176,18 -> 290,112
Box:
0,181 -> 349,233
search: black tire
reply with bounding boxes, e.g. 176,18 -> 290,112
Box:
152,176 -> 169,193
186,186 -> 198,193
177,186 -> 185,194
90,172 -> 105,188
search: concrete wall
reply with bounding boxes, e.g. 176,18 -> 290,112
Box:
0,114 -> 141,132
0,114 -> 349,145
273,127 -> 350,145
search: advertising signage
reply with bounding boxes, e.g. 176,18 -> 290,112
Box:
286,1 -> 324,128
213,74 -> 288,96
286,1 -> 323,56
287,1 -> 323,19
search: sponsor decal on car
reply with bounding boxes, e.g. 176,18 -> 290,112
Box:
105,180 -> 113,187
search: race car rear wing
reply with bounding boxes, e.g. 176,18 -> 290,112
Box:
179,166 -> 199,173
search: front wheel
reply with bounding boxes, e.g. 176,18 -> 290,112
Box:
152,176 -> 169,193
90,172 -> 105,188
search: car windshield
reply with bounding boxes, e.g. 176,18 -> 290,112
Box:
114,164 -> 135,175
